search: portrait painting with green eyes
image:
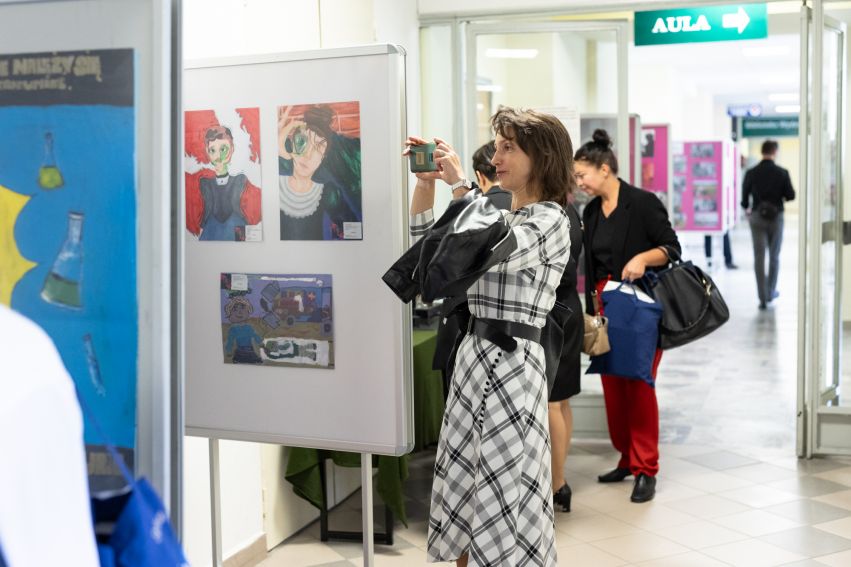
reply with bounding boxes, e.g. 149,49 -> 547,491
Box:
184,107 -> 263,241
277,101 -> 362,241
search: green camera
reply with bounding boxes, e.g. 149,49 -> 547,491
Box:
409,142 -> 437,173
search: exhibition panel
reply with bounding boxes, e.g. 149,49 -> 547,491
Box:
183,45 -> 414,456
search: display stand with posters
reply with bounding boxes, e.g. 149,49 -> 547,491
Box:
183,45 -> 410,566
579,113 -> 642,188
0,0 -> 178,523
670,139 -> 737,232
640,124 -> 672,211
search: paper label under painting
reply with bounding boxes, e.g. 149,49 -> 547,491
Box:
0,49 -> 138,458
220,273 -> 334,368
185,107 -> 263,241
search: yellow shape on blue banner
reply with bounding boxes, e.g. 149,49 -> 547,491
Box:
0,184 -> 37,305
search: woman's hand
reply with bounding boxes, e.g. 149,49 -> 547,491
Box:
433,137 -> 465,186
278,107 -> 305,159
403,136 -> 442,181
622,255 -> 648,281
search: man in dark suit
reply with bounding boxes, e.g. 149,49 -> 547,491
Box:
431,140 -> 512,401
741,140 -> 796,309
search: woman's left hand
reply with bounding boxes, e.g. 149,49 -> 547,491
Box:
622,255 -> 647,281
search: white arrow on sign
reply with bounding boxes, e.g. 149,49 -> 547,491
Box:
722,6 -> 751,34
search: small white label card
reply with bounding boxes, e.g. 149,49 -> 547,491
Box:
343,222 -> 363,240
245,224 -> 263,242
231,273 -> 249,291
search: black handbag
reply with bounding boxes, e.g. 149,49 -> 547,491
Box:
638,247 -> 729,350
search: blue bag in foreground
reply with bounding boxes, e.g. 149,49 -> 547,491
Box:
91,467 -> 189,567
587,281 -> 662,386
82,394 -> 189,567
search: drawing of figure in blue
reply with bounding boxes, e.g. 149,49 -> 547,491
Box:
224,296 -> 263,364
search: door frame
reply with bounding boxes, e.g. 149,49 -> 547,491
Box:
799,0 -> 850,457
463,20 -> 630,167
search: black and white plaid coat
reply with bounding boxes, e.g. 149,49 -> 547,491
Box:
413,200 -> 570,566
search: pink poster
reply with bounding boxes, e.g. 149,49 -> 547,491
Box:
640,124 -> 669,201
672,141 -> 725,231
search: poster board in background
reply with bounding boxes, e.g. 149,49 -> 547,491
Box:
536,106 -> 581,158
183,45 -> 414,456
640,124 -> 672,211
0,0 -> 176,495
580,113 -> 641,192
672,140 -> 736,233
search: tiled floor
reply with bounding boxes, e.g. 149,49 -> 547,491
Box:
259,221 -> 851,566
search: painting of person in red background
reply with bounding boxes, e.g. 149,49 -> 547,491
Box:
185,108 -> 262,241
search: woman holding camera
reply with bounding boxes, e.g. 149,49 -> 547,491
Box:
575,129 -> 680,504
404,107 -> 574,567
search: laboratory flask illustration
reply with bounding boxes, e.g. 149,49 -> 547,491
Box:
38,132 -> 64,189
41,211 -> 84,308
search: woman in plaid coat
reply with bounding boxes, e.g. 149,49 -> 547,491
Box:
404,107 -> 576,567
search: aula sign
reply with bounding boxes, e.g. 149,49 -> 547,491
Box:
635,4 -> 768,46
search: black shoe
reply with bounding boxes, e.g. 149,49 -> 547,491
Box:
630,474 -> 656,503
552,483 -> 572,512
598,467 -> 631,483
725,263 -> 739,269
758,302 -> 767,310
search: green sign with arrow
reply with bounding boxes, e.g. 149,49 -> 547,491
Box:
634,4 -> 768,46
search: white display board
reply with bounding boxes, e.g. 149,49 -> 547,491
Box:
184,45 -> 414,456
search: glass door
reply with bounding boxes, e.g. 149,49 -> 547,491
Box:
463,20 -> 630,194
798,1 -> 850,457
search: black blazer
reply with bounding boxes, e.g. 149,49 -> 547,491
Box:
582,180 -> 681,314
741,159 -> 795,211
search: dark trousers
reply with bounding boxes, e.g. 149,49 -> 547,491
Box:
704,231 -> 733,265
749,213 -> 784,304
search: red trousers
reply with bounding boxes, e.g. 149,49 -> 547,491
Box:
595,279 -> 663,477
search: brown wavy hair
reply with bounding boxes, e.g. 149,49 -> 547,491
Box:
490,106 -> 576,206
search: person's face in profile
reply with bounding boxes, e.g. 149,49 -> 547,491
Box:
491,132 -> 532,192
574,160 -> 608,196
207,137 -> 233,175
292,128 -> 328,180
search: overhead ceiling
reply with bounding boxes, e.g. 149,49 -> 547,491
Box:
629,32 -> 801,113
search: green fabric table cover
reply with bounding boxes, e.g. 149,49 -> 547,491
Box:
412,329 -> 445,452
285,329 -> 444,528
285,449 -> 409,525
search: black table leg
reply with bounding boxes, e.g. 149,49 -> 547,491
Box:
318,455 -> 394,545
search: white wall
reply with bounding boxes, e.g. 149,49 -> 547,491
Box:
183,0 -> 322,60
417,0 -> 675,17
181,2 -> 420,566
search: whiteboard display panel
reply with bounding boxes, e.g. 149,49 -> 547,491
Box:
184,45 -> 413,456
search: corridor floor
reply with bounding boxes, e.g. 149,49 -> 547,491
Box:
260,220 -> 851,566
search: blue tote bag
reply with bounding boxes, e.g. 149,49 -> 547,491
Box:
81,395 -> 189,567
587,281 -> 662,386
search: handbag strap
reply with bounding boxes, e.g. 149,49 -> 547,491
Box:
74,387 -> 136,487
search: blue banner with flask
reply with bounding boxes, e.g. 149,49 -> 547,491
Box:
0,48 -> 137,472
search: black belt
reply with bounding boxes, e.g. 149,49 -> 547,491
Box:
468,316 -> 541,352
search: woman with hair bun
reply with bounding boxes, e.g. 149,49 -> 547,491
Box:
574,129 -> 680,504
